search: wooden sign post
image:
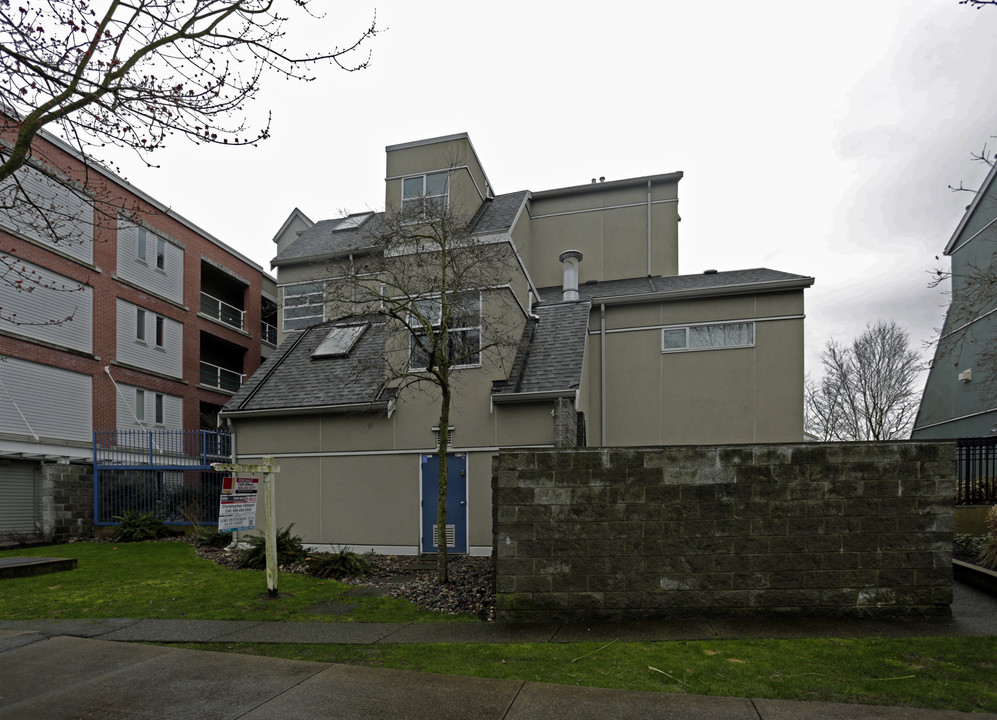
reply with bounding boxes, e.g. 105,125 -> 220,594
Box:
212,456 -> 280,596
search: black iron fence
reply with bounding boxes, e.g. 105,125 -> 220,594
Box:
93,429 -> 232,525
956,436 -> 997,506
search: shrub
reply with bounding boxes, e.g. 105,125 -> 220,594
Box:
978,505 -> 997,571
237,524 -> 307,569
112,510 -> 169,542
194,527 -> 232,549
307,548 -> 373,579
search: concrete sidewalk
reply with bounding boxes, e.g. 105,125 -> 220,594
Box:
0,582 -> 994,720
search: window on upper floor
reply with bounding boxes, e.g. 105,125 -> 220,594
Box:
135,389 -> 165,425
155,315 -> 165,348
402,171 -> 449,215
136,227 -> 147,262
156,237 -> 166,270
662,321 -> 755,352
282,280 -> 326,331
408,291 -> 481,370
136,307 -> 146,342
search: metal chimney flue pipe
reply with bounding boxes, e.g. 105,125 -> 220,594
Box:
559,250 -> 583,302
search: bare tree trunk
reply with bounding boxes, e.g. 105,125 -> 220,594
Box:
436,385 -> 451,584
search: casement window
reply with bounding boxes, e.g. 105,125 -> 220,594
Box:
135,388 -> 145,421
282,281 -> 325,331
155,392 -> 164,424
136,308 -> 146,342
402,171 -> 449,214
155,237 -> 166,270
136,227 -> 147,262
662,321 -> 755,352
409,292 -> 481,370
155,315 -> 165,348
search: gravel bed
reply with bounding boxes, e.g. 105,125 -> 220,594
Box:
192,542 -> 496,620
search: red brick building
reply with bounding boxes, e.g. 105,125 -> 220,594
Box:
0,128 -> 276,536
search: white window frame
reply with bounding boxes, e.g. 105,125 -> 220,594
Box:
155,315 -> 166,348
282,280 -> 326,331
155,237 -> 166,270
135,388 -> 146,422
154,392 -> 164,425
661,321 -> 755,353
408,291 -> 481,371
401,171 -> 449,215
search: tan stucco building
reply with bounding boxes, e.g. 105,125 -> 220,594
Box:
221,133 -> 814,555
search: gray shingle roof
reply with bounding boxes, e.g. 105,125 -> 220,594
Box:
222,320 -> 387,413
536,268 -> 814,303
469,191 -> 529,234
495,301 -> 591,396
274,191 -> 529,266
274,213 -> 387,265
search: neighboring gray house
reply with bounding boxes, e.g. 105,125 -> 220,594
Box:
913,161 -> 997,439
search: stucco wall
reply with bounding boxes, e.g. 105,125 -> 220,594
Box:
493,442 -> 955,622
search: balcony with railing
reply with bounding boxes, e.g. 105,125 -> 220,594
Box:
200,291 -> 245,331
261,320 -> 277,345
199,360 -> 244,393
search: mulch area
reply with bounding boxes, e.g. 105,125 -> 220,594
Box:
192,542 -> 496,620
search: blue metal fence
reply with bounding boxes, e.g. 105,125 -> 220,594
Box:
93,429 -> 232,525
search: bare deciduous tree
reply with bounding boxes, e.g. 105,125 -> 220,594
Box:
323,192 -> 523,584
805,321 -> 923,441
0,0 -> 377,323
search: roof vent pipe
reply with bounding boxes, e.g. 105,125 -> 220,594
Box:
559,250 -> 583,302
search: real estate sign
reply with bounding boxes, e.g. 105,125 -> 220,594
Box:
218,493 -> 257,532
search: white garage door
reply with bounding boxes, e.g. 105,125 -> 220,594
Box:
0,460 -> 38,534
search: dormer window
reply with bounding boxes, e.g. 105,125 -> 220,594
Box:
402,171 -> 449,214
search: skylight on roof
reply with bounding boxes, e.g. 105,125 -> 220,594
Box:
312,323 -> 368,358
333,212 -> 373,231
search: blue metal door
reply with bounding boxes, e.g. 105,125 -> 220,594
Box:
421,453 -> 467,553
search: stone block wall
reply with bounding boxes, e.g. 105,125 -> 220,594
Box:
492,442 -> 955,622
39,463 -> 93,541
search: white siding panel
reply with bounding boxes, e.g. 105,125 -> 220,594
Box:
115,299 -> 183,378
0,255 -> 92,352
115,384 -> 183,431
0,165 -> 94,263
0,357 -> 91,442
116,223 -> 184,303
0,460 -> 38,533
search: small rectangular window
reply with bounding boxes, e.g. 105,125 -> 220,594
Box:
135,389 -> 145,422
136,228 -> 147,261
156,237 -> 166,270
401,171 -> 449,215
155,393 -> 164,424
662,322 -> 754,353
136,308 -> 146,342
155,316 -> 165,347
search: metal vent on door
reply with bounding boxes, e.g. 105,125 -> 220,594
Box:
433,524 -> 456,548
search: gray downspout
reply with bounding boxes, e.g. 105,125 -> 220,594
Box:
646,180 -> 652,276
600,303 -> 607,446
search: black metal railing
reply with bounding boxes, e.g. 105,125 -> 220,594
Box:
956,436 -> 997,506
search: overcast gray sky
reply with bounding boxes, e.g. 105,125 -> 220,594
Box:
102,0 -> 997,377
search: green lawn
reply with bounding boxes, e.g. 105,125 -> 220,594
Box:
3,541 -> 995,712
0,541 -> 470,623
173,637 -> 997,713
